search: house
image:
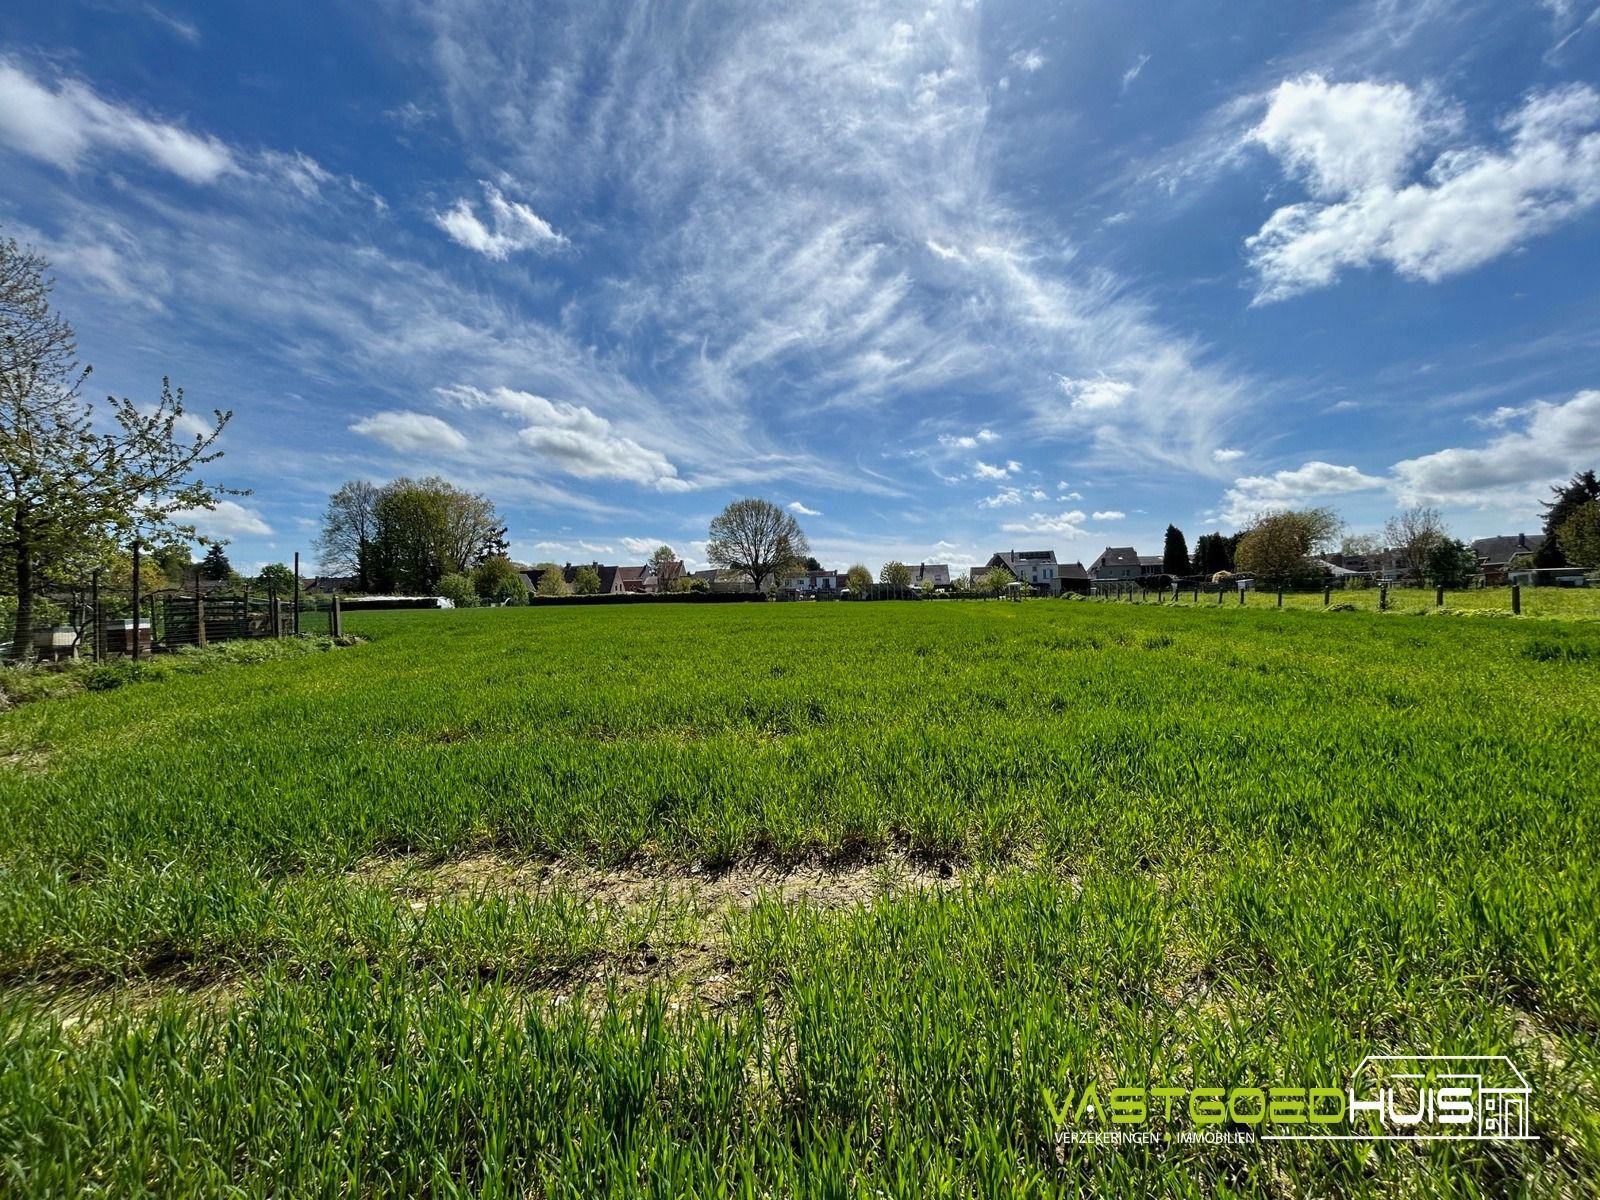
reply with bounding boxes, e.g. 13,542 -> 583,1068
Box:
1473,533 -> 1544,585
519,562 -> 625,595
1057,561 -> 1091,594
986,549 -> 1061,593
782,567 -> 841,593
1089,547 -> 1141,582
1138,555 -> 1164,577
303,575 -> 357,594
908,562 -> 951,589
614,566 -> 649,594
644,558 -> 687,592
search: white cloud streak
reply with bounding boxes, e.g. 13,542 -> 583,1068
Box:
349,410 -> 470,454
432,183 -> 567,259
0,57 -> 234,183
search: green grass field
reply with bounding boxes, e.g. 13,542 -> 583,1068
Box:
2,602 -> 1598,1196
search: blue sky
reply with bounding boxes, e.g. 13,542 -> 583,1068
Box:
3,0 -> 1599,576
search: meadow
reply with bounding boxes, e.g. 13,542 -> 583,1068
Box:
1,600 -> 1597,1196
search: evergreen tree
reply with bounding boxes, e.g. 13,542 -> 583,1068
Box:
200,543 -> 232,581
1161,525 -> 1190,575
1537,470 -> 1600,568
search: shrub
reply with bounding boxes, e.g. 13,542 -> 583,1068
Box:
436,573 -> 478,608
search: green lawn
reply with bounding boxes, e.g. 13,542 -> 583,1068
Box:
2,602 -> 1597,1196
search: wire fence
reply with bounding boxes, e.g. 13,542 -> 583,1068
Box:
1086,577 -> 1598,618
2,561 -> 343,665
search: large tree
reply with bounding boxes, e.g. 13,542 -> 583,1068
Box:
472,554 -> 524,604
706,498 -> 809,592
1537,470 -> 1600,568
845,563 -> 872,594
1556,500 -> 1600,570
1424,538 -> 1478,589
256,562 -> 296,596
367,477 -> 507,594
316,480 -> 381,590
1191,532 -> 1233,576
1234,508 -> 1341,588
1383,506 -> 1447,584
1,238 -> 232,659
1161,525 -> 1190,576
533,564 -> 570,597
880,560 -> 912,588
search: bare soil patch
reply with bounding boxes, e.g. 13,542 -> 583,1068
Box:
354,851 -> 964,917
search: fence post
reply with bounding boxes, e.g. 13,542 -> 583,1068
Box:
1217,586 -> 1223,606
1379,584 -> 1388,611
194,571 -> 207,648
1435,585 -> 1444,608
1512,584 -> 1521,616
1239,585 -> 1245,605
292,552 -> 301,636
332,592 -> 342,638
1323,585 -> 1330,608
1277,588 -> 1284,608
239,590 -> 248,641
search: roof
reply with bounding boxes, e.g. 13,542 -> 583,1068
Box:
989,550 -> 1056,570
908,563 -> 949,582
1138,556 -> 1163,567
1058,561 -> 1090,580
1092,547 -> 1140,569
1472,534 -> 1544,565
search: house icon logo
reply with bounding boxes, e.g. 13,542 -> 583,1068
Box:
1345,1056 -> 1533,1141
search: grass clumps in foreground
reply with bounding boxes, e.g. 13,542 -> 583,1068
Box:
1,602 -> 1598,1195
0,633 -> 361,706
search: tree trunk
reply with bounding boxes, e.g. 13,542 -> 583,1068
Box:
9,542 -> 32,662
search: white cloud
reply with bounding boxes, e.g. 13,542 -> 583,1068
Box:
432,183 -> 567,260
0,57 -> 235,183
1009,48 -> 1046,73
788,500 -> 822,516
1212,447 -> 1245,463
1001,509 -> 1091,537
972,459 -> 1020,480
349,410 -> 470,454
978,487 -> 1024,508
1121,54 -> 1151,93
174,499 -> 273,538
1247,77 -> 1600,300
1057,374 -> 1134,411
1390,388 -> 1600,504
1219,460 -> 1385,524
938,428 -> 999,449
1468,404 -> 1527,428
1249,74 -> 1436,198
1092,510 -> 1125,520
619,536 -> 668,556
441,385 -> 686,490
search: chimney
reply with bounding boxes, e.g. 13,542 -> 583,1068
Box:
1517,532 -> 1527,549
